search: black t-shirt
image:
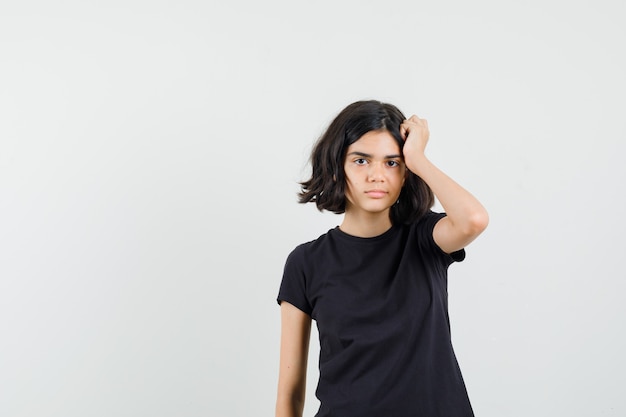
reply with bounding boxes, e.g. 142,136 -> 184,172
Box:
277,211 -> 474,417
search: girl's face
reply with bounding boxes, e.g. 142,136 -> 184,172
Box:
343,130 -> 406,218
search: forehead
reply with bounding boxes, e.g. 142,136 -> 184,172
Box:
346,130 -> 401,155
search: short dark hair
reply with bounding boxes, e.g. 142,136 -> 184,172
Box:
299,100 -> 434,224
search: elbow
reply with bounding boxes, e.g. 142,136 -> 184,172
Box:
467,209 -> 489,236
455,208 -> 488,239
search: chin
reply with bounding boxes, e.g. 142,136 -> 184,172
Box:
361,202 -> 393,214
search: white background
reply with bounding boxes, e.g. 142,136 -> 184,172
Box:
1,1 -> 625,416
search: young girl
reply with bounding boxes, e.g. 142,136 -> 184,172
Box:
276,100 -> 488,417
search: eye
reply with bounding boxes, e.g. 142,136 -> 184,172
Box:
386,160 -> 401,167
354,158 -> 368,165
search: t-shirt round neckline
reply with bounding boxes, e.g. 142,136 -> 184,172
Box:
331,224 -> 400,244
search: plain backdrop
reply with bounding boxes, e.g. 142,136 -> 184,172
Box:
1,1 -> 625,416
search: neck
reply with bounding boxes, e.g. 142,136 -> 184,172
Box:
339,210 -> 393,238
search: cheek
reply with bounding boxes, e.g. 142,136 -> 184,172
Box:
393,173 -> 406,196
343,167 -> 359,187
395,171 -> 406,185
344,176 -> 357,195
343,182 -> 356,205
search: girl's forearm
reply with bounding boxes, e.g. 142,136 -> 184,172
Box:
409,155 -> 488,234
275,396 -> 304,417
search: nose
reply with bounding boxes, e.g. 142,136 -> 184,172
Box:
368,162 -> 385,182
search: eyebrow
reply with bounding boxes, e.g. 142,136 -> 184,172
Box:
346,151 -> 403,159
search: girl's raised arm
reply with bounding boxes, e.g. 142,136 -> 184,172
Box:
400,115 -> 489,253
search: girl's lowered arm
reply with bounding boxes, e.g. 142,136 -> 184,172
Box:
276,302 -> 312,417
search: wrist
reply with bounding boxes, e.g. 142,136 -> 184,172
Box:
406,153 -> 430,176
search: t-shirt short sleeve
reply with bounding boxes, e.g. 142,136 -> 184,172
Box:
416,211 -> 466,265
276,244 -> 313,316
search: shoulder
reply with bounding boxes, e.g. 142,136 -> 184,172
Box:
404,210 -> 446,239
414,210 -> 447,228
408,211 -> 465,263
285,228 -> 335,264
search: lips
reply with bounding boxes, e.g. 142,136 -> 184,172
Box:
365,190 -> 388,198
